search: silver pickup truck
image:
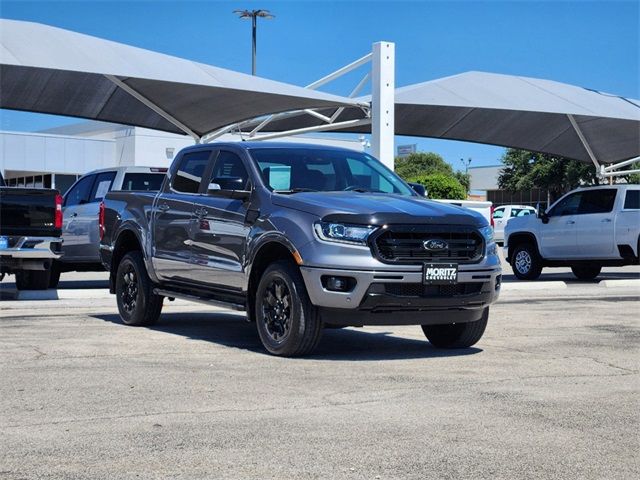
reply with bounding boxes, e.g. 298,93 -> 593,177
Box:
100,143 -> 501,356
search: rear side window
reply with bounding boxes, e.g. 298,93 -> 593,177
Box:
89,171 -> 116,202
623,190 -> 639,210
122,173 -> 165,191
578,189 -> 617,214
172,151 -> 211,193
492,208 -> 505,219
64,175 -> 94,207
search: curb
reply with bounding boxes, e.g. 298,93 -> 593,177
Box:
501,281 -> 568,291
600,279 -> 640,289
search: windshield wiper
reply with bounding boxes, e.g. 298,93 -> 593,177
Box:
273,187 -> 318,194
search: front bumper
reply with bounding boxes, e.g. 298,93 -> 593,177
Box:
299,261 -> 501,326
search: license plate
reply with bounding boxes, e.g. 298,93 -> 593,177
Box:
423,263 -> 458,285
0,236 -> 8,250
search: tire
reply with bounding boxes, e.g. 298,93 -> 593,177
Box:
254,260 -> 323,356
15,269 -> 52,290
422,308 -> 489,349
510,243 -> 543,280
115,251 -> 163,326
571,265 -> 602,280
48,261 -> 61,289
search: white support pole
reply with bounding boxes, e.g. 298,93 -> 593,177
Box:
371,42 -> 395,170
247,118 -> 372,142
567,114 -> 600,172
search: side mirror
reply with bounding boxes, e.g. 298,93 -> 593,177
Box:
538,210 -> 549,224
408,182 -> 427,197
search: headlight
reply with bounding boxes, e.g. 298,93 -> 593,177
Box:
479,225 -> 494,243
314,222 -> 376,245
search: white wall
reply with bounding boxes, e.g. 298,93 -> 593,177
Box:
0,130 -> 114,176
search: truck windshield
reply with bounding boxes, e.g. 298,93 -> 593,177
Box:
250,148 -> 415,196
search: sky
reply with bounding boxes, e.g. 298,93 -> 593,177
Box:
0,0 -> 638,170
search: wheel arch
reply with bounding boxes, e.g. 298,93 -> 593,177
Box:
507,232 -> 541,262
109,228 -> 144,293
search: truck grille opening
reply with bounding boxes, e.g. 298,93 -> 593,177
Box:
371,225 -> 484,264
382,282 -> 484,297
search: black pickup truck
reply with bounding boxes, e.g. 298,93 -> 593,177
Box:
100,143 -> 501,356
0,173 -> 64,290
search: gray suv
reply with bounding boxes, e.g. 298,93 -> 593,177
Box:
100,143 -> 501,356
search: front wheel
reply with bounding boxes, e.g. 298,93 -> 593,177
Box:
115,251 -> 163,326
571,265 -> 602,280
422,308 -> 489,348
510,243 -> 543,280
255,260 -> 323,356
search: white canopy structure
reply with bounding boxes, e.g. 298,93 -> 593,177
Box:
238,71 -> 640,177
0,19 -> 365,142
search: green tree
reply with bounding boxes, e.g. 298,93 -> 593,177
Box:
410,173 -> 467,200
454,171 -> 471,194
394,152 -> 453,180
498,149 -> 598,202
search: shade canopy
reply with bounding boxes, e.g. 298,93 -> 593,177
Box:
246,71 -> 640,165
0,19 -> 362,139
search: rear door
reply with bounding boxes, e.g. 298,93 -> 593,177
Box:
492,207 -> 507,241
152,150 -> 213,282
575,189 -> 617,257
539,192 -> 581,259
62,174 -> 97,261
190,149 -> 252,290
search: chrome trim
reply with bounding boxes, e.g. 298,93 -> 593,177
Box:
0,237 -> 62,259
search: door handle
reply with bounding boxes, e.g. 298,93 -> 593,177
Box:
158,203 -> 170,212
194,207 -> 208,218
566,220 -> 575,225
601,218 -> 612,223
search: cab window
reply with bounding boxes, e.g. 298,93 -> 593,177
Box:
623,190 -> 639,210
492,208 -> 505,219
578,189 -> 616,215
210,151 -> 250,191
64,175 -> 94,207
549,192 -> 582,217
89,171 -> 116,203
172,151 -> 211,193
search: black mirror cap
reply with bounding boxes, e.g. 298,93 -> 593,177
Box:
408,182 -> 427,197
538,210 -> 549,224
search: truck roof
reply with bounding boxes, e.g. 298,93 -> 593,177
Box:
179,141 -> 363,154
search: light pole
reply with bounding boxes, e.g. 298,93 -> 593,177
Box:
233,9 -> 275,76
460,157 -> 472,174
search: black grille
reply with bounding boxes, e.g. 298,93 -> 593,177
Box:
383,282 -> 483,297
372,225 -> 483,264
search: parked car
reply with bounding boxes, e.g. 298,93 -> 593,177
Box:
100,143 -> 501,356
435,199 -> 493,225
0,172 -> 63,290
504,185 -> 640,280
492,205 -> 537,244
51,166 -> 167,287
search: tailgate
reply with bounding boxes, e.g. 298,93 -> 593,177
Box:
0,187 -> 61,237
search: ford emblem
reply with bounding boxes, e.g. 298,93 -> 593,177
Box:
423,239 -> 448,251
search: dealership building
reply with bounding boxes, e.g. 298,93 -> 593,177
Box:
0,122 -> 364,194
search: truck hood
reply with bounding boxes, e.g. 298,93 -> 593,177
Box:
272,192 -> 487,227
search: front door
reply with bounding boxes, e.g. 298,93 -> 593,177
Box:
152,149 -> 213,282
575,188 -> 617,258
190,150 -> 252,291
62,174 -> 96,262
539,191 -> 582,259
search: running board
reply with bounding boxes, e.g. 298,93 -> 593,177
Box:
153,288 -> 246,311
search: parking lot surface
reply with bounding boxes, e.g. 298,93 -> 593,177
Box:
1,279 -> 638,479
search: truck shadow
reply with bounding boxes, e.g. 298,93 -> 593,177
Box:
93,312 -> 482,361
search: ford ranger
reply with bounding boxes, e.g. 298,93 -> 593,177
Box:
505,185 -> 640,280
99,143 -> 501,356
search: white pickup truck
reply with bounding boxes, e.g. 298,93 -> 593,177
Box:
504,185 -> 640,280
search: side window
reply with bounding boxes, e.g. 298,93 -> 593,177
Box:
623,190 -> 639,210
210,151 -> 249,190
492,208 -> 505,219
64,175 -> 94,207
516,209 -> 533,217
89,171 -> 116,203
549,192 -> 582,217
172,150 -> 211,193
578,189 -> 617,215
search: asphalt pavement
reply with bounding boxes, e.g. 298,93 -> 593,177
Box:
1,267 -> 638,479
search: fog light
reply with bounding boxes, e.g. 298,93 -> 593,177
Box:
322,275 -> 356,292
495,274 -> 502,290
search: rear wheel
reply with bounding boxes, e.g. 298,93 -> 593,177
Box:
571,265 -> 602,280
255,260 -> 323,356
115,251 -> 163,326
510,243 -> 543,280
48,261 -> 61,289
15,269 -> 52,290
422,308 -> 489,348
